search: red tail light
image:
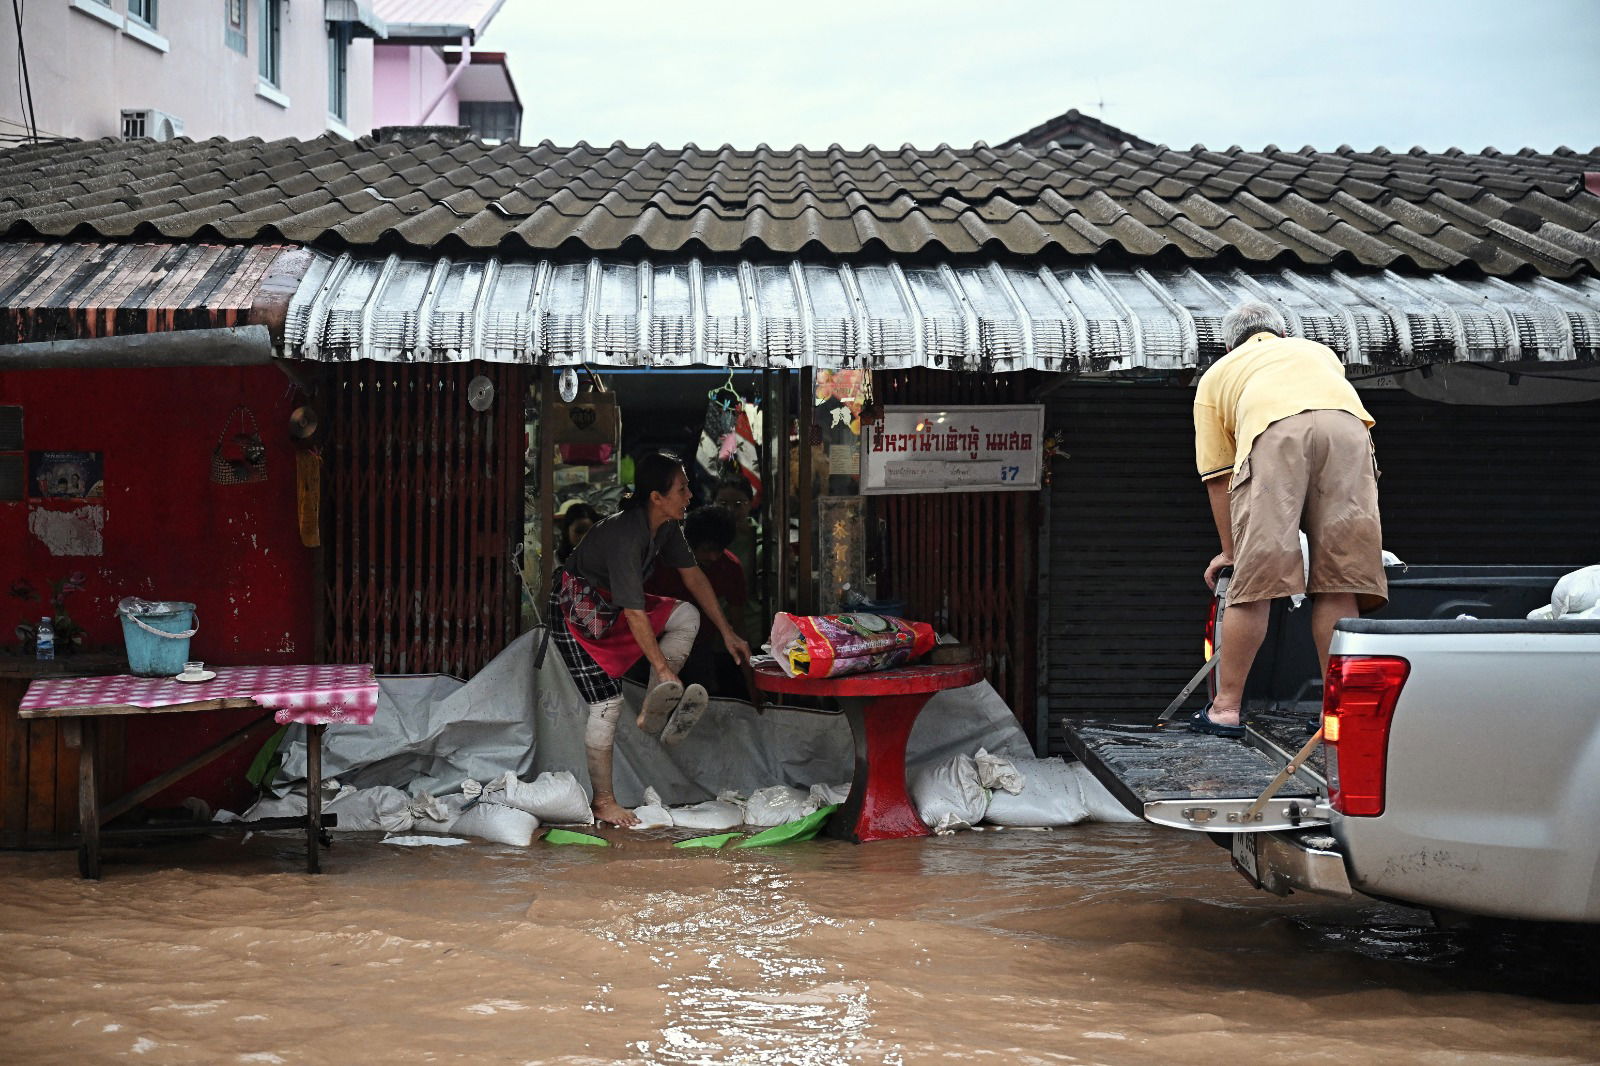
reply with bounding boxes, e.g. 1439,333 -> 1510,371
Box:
1323,655 -> 1410,817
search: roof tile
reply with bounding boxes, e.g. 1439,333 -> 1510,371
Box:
0,135 -> 1595,277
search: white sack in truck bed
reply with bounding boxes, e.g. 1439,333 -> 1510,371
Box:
1528,564 -> 1600,620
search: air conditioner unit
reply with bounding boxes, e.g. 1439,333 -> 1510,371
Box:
120,108 -> 185,142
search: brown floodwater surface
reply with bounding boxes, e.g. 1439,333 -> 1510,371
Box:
1,825 -> 1596,1064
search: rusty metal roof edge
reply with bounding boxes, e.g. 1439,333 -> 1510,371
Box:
280,250 -> 1600,371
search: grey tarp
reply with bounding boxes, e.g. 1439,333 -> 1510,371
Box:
275,629 -> 1032,805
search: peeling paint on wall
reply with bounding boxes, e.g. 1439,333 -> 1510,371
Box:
27,503 -> 104,556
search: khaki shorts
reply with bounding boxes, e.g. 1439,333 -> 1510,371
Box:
1227,410 -> 1388,611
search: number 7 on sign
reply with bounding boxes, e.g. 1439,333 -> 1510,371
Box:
999,465 -> 1021,482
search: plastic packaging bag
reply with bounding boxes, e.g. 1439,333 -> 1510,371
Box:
744,785 -> 810,827
769,612 -> 936,678
910,754 -> 987,833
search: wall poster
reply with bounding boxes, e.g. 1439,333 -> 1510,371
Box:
29,451 -> 104,499
861,405 -> 1045,495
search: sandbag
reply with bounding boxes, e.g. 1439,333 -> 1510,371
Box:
669,799 -> 745,832
408,790 -> 470,834
1068,762 -> 1142,823
910,754 -> 986,833
1552,564 -> 1600,618
770,612 -> 936,678
974,748 -> 1023,795
450,801 -> 540,846
325,784 -> 414,833
807,782 -> 850,809
744,785 -> 810,827
984,757 -> 1089,827
479,770 -> 593,825
630,787 -> 674,829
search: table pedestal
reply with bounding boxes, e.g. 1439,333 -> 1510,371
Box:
829,693 -> 937,843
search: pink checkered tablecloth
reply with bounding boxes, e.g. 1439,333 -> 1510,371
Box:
20,664 -> 379,725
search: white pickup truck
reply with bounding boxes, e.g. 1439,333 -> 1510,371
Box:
1063,565 -> 1600,925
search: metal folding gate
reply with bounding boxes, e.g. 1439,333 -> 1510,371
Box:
324,362 -> 524,677
872,370 -> 1038,738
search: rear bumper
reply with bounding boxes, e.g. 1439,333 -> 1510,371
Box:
1232,829 -> 1353,899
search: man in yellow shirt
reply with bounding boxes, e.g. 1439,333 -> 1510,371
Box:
1191,301 -> 1387,736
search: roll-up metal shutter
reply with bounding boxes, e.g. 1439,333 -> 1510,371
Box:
1041,383 -> 1600,756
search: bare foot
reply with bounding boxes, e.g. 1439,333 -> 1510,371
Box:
592,796 -> 640,828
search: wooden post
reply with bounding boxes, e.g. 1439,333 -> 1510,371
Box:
71,719 -> 100,880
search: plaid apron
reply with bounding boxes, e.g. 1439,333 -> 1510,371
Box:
549,570 -> 679,704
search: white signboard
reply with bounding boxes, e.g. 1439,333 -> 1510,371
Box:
861,405 -> 1045,495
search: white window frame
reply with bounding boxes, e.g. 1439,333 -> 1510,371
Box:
327,21 -> 352,124
259,0 -> 284,88
127,0 -> 157,28
69,0 -> 124,30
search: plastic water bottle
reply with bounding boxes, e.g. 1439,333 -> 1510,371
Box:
35,616 -> 54,661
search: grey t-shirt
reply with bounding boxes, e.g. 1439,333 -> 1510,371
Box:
564,507 -> 694,610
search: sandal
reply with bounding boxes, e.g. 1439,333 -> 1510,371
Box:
659,684 -> 709,746
636,680 -> 684,736
1187,705 -> 1245,738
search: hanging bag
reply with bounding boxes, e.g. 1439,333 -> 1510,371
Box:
210,405 -> 268,485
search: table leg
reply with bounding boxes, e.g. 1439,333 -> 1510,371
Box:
829,693 -> 934,843
306,724 -> 323,875
71,719 -> 101,880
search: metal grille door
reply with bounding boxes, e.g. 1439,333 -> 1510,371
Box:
872,371 -> 1039,739
325,363 -> 524,677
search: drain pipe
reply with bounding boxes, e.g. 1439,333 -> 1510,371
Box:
420,37 -> 472,123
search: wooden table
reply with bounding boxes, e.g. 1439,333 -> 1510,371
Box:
19,665 -> 378,879
752,660 -> 984,843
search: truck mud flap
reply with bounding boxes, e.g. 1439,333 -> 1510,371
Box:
1060,718 -> 1330,833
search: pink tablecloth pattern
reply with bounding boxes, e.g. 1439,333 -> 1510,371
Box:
20,664 -> 379,726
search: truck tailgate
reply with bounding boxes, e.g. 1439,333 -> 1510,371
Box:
1061,716 -> 1328,833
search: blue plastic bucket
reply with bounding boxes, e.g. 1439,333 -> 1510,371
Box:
117,598 -> 199,677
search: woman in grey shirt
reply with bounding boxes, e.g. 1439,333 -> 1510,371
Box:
548,452 -> 752,826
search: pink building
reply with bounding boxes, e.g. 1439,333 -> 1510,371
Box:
370,0 -> 521,141
0,1 -> 520,145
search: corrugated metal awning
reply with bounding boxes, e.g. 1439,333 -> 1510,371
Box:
0,242 -> 298,345
283,251 -> 1600,371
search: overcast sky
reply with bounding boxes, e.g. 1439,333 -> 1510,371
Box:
476,0 -> 1600,152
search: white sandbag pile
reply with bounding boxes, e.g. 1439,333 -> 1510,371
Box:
985,757 -> 1141,826
1528,564 -> 1600,620
667,798 -> 745,832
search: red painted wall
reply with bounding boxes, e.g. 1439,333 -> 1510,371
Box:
1,365 -> 315,814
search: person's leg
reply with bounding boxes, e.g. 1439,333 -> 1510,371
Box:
1311,592 -> 1359,680
584,695 -> 638,827
639,601 -> 701,734
1210,598 -> 1269,725
648,600 -> 700,690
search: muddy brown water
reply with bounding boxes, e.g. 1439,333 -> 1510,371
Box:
1,825 -> 1596,1064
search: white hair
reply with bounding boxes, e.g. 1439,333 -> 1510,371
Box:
1221,301 -> 1288,351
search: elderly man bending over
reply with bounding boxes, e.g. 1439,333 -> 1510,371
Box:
1190,301 -> 1388,737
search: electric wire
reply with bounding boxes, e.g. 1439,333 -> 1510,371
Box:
11,0 -> 39,142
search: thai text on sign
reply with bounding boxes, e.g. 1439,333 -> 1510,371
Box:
861,405 -> 1045,494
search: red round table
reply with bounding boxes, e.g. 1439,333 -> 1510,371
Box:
751,660 -> 984,843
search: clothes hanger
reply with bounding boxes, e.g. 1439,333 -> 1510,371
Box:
707,370 -> 742,409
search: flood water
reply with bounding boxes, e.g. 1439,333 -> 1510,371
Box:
1,824 -> 1596,1064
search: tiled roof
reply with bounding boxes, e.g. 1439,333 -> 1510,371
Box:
1,135 -> 1597,278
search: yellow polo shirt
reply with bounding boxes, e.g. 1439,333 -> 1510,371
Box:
1194,332 -> 1373,481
